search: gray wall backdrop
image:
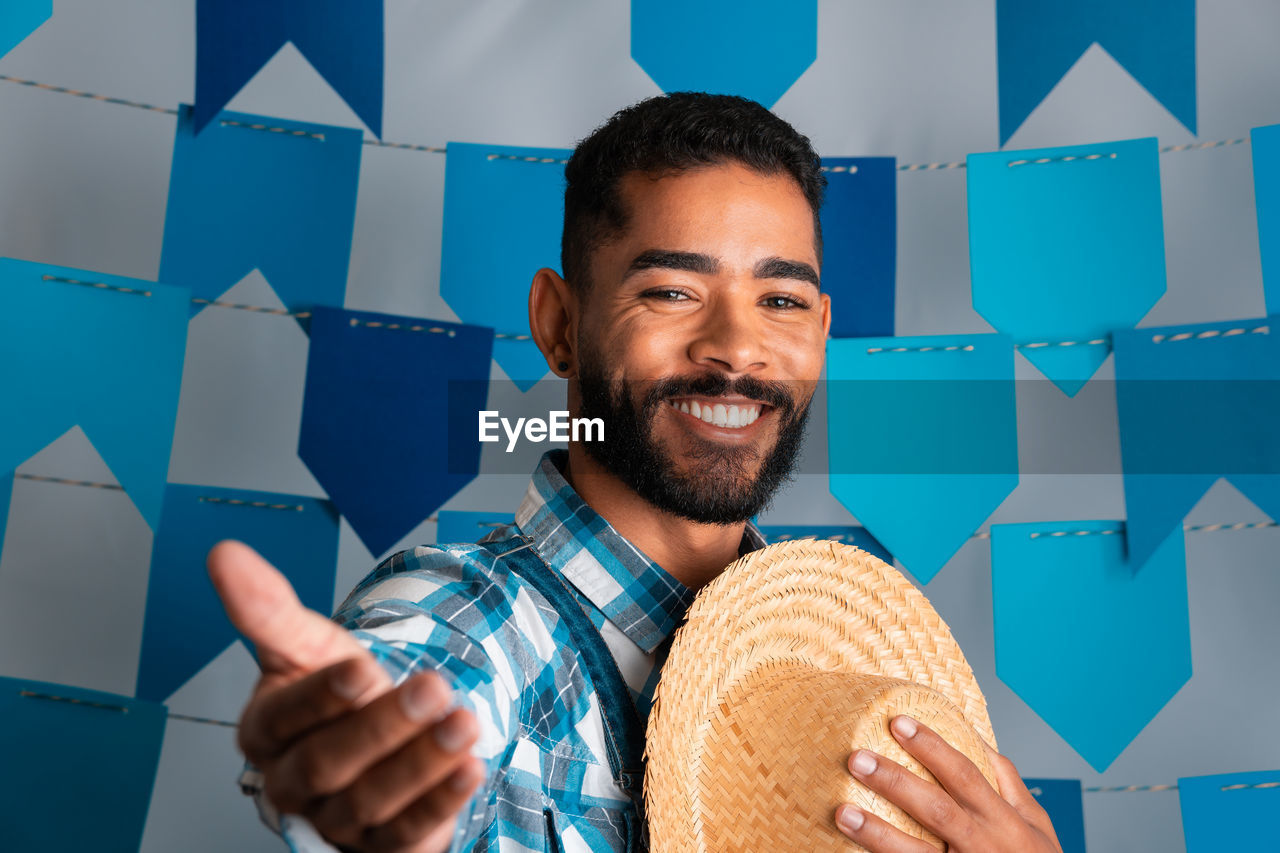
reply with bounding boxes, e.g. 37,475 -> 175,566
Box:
1,1 -> 1278,851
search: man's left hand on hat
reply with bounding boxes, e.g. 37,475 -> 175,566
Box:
835,714 -> 1063,852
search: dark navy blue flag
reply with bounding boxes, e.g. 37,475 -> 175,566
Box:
0,259 -> 189,531
1024,779 -> 1087,853
195,0 -> 383,136
435,510 -> 514,547
820,157 -> 896,338
0,0 -> 50,58
996,0 -> 1195,144
631,0 -> 817,108
299,307 -> 494,558
0,677 -> 166,852
756,524 -> 892,565
136,484 -> 340,702
160,105 -> 362,325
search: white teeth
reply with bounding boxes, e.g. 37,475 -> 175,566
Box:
671,399 -> 763,428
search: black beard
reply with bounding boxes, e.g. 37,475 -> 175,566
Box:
576,363 -> 811,525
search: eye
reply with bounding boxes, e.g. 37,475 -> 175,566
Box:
642,287 -> 692,301
762,294 -> 809,310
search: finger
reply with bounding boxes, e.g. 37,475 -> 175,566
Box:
207,539 -> 370,678
238,656 -> 390,765
848,746 -> 977,843
363,757 -> 486,853
307,709 -> 481,843
886,715 -> 1008,819
834,803 -> 939,853
978,738 -> 1056,833
265,669 -> 459,814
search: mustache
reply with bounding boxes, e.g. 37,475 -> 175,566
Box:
637,374 -> 801,420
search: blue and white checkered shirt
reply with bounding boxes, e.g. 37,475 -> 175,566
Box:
242,449 -> 766,852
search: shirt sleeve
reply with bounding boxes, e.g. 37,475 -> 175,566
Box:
237,544 -> 530,853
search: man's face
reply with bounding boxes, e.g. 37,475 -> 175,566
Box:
573,161 -> 831,524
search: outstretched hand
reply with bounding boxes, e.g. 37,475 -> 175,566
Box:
208,540 -> 486,853
834,714 -> 1062,853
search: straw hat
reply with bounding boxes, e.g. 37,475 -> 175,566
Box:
644,539 -> 998,852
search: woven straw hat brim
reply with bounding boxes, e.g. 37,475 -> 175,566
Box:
644,539 -> 997,852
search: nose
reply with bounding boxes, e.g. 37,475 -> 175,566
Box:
686,294 -> 768,375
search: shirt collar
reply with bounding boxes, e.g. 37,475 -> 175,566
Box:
514,450 -> 765,653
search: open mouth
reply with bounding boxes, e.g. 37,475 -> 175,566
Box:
666,396 -> 771,429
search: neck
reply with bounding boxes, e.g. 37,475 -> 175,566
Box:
562,444 -> 746,592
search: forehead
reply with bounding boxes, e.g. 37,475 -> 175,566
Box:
611,162 -> 818,264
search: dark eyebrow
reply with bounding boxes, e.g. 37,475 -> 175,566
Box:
754,256 -> 821,289
623,249 -> 719,280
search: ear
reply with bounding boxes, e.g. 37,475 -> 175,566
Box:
819,290 -> 832,339
528,267 -> 578,376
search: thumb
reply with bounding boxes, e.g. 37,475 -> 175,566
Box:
207,539 -> 373,680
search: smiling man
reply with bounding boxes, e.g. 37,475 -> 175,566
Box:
211,93 -> 1060,853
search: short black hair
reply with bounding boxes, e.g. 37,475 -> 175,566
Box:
561,92 -> 826,292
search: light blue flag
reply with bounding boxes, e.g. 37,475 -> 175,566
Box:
827,334 -> 1018,584
1252,124 -> 1280,316
435,510 -> 514,547
0,259 -> 189,530
194,0 -> 383,136
967,137 -> 1167,397
631,0 -> 816,108
136,484 -> 340,702
0,0 -> 50,58
1024,779 -> 1087,853
0,677 -> 166,852
1179,769 -> 1280,852
160,104 -> 362,324
440,141 -> 567,390
1113,316 -> 1280,572
756,524 -> 892,565
996,0 -> 1195,145
821,157 -> 896,338
992,520 -> 1191,772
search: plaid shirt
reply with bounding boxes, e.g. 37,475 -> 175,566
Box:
241,450 -> 766,852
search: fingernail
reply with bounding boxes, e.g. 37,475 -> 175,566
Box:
837,805 -> 865,833
851,749 -> 877,776
399,674 -> 445,722
434,710 -> 473,752
447,760 -> 482,792
893,715 -> 918,739
331,664 -> 373,700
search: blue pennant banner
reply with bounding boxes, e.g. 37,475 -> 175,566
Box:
1023,779 -> 1087,853
992,520 -> 1191,772
0,677 -> 167,852
820,157 -> 896,338
160,104 -> 362,324
194,0 -> 383,136
1113,316 -> 1280,572
1179,769 -> 1280,852
0,259 -> 189,530
435,510 -> 514,547
826,334 -> 1018,584
756,524 -> 892,565
299,307 -> 494,558
996,0 -> 1196,145
440,141 -> 567,391
631,0 -> 816,108
967,137 -> 1166,396
136,484 -> 340,702
1252,124 -> 1280,316
0,0 -> 51,58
